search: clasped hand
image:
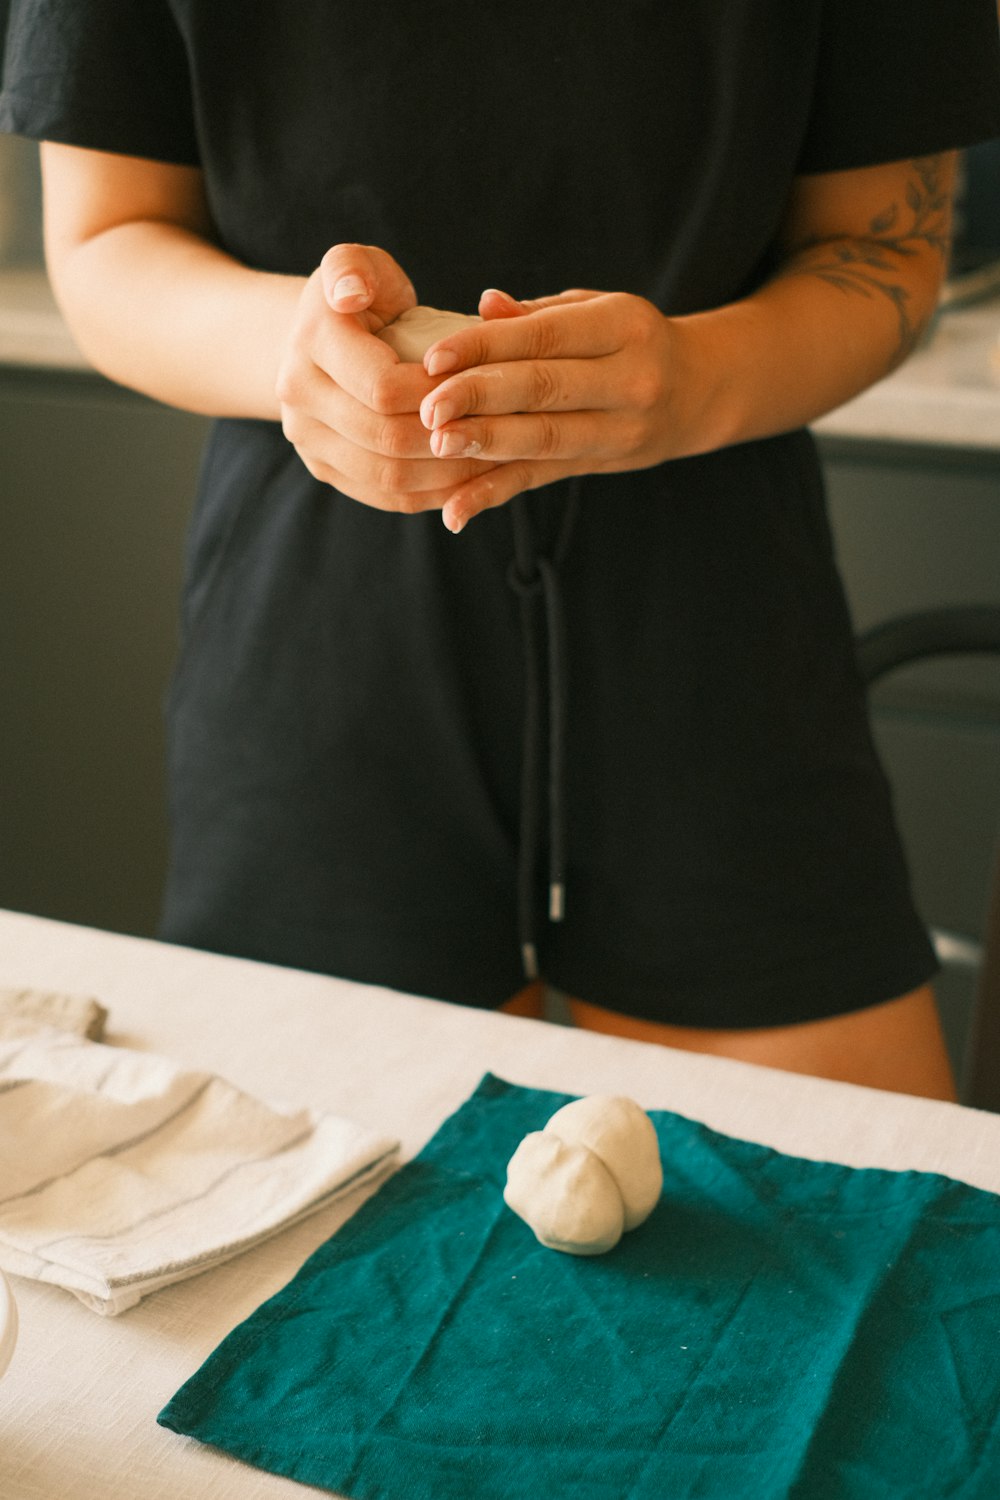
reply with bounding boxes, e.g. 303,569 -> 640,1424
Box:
276,244 -> 680,532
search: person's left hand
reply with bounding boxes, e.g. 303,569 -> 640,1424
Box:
419,287 -> 682,532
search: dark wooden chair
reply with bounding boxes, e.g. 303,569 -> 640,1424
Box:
856,605 -> 1000,1108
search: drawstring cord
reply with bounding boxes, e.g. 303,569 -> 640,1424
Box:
538,554 -> 568,923
507,481 -> 581,980
509,556 -> 543,979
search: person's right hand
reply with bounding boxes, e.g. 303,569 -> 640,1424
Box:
275,244 -> 498,512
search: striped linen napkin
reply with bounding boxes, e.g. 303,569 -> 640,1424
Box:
0,998 -> 399,1315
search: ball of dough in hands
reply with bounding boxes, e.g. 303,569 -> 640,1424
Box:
503,1095 -> 663,1256
376,305 -> 483,363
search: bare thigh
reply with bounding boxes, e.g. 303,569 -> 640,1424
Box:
500,982 -> 547,1019
566,983 -> 957,1101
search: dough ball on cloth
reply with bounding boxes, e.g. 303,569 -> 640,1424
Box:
376,305 -> 483,363
544,1095 -> 663,1230
504,1131 -> 625,1255
503,1095 -> 663,1256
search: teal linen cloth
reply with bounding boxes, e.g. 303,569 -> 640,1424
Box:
159,1074 -> 1000,1498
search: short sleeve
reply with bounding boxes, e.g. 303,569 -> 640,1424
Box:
798,0 -> 1000,174
0,0 -> 198,165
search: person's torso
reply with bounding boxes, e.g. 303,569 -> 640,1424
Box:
173,0 -> 823,310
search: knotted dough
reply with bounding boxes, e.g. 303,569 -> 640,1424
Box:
376,305 -> 483,363
503,1095 -> 663,1256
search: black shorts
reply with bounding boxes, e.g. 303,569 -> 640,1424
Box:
159,420 -> 937,1026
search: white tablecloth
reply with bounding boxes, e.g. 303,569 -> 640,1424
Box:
2,907 -> 1000,1500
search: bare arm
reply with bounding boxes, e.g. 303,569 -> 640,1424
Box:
41,142 -> 304,417
39,142 -> 497,509
666,152 -> 955,453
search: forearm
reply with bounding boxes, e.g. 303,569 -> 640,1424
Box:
49,220 -> 305,419
667,156 -> 953,456
667,249 -> 942,456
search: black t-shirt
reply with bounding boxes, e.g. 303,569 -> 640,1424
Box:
2,1 -> 1000,314
1,2 -> 999,1016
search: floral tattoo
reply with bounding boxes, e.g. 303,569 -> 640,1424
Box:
786,154 -> 952,367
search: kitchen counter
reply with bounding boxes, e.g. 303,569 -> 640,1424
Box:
814,299 -> 1000,452
2,264 -> 999,448
0,267 -> 87,371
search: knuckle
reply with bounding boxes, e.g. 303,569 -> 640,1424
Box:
275,361 -> 304,408
368,370 -> 399,416
622,414 -> 650,457
372,457 -> 396,494
300,453 -> 327,484
530,317 -> 560,360
374,456 -> 412,495
375,415 -> 410,459
463,378 -> 487,416
535,413 -> 562,459
320,241 -> 364,275
509,461 -> 534,497
297,281 -> 327,332
627,364 -> 663,413
391,489 -> 424,516
530,363 -> 561,411
622,293 -> 653,333
451,338 -> 484,375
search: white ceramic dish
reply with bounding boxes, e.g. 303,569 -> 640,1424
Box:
0,1269 -> 18,1380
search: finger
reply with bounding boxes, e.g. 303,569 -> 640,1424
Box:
306,315 -> 438,414
314,461 -> 477,514
440,460 -> 573,534
479,287 -> 603,320
428,409 -> 623,464
420,356 -> 624,430
281,270 -> 427,415
320,242 -> 417,324
424,294 -> 624,376
284,361 -> 453,458
315,461 -> 459,514
478,287 -> 532,320
286,410 -> 498,494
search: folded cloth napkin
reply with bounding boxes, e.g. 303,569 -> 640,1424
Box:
0,1005 -> 398,1315
160,1073 -> 1000,1500
0,985 -> 107,1040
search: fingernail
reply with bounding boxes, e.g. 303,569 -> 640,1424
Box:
426,349 -> 460,377
332,274 -> 367,304
443,509 -> 466,535
432,431 -> 482,458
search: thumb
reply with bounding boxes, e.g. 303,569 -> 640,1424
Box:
320,243 -> 418,327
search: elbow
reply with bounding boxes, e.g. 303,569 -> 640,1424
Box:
43,229 -> 127,383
